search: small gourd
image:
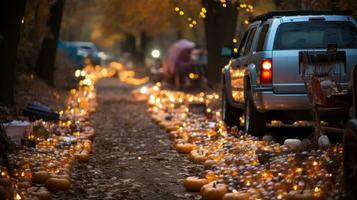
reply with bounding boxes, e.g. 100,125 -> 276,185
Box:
202,182 -> 228,200
175,143 -> 196,154
223,192 -> 249,200
45,178 -> 71,191
74,150 -> 90,162
32,171 -> 51,184
189,150 -> 207,164
183,177 -> 209,192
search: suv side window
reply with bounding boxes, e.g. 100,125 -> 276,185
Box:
256,24 -> 270,52
243,27 -> 257,56
237,30 -> 250,57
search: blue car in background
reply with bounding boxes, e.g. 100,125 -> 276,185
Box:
58,41 -> 101,68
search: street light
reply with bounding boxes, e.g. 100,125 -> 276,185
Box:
151,49 -> 161,58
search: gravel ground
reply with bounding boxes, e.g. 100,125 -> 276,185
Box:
55,78 -> 202,200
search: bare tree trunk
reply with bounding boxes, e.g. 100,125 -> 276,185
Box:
36,0 -> 65,86
0,0 -> 26,106
202,0 -> 238,82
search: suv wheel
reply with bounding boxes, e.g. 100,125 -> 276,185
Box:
244,89 -> 266,137
222,87 -> 242,127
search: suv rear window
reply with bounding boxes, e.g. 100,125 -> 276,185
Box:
256,24 -> 269,51
274,21 -> 357,50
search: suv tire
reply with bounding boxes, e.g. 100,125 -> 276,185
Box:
222,87 -> 242,127
244,89 -> 266,137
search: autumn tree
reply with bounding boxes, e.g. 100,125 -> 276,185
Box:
202,0 -> 238,82
16,0 -> 51,74
0,1 -> 26,105
98,0 -> 178,64
36,0 -> 65,86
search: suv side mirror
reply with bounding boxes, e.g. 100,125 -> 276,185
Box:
221,46 -> 239,58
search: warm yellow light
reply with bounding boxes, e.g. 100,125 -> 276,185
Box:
233,38 -> 237,43
189,73 -> 199,79
175,7 -> 180,12
222,3 -> 227,7
15,193 -> 21,200
179,11 -> 184,16
233,48 -> 238,53
151,49 -> 161,58
244,20 -> 249,25
75,69 -> 81,77
192,20 -> 197,25
314,187 -> 320,193
80,70 -> 87,77
189,24 -> 194,28
296,168 -> 303,173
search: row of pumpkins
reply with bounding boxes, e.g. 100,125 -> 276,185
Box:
133,84 -> 343,200
0,66 -> 116,200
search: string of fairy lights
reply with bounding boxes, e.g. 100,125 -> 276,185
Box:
174,0 -> 254,45
174,0 -> 255,29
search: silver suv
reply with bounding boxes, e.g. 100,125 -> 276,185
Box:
221,10 -> 357,136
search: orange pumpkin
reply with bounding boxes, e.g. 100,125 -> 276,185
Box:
50,173 -> 71,181
74,150 -> 90,162
45,178 -> 71,191
223,192 -> 249,200
189,150 -> 207,164
183,177 -> 209,192
200,181 -> 215,194
82,140 -> 92,152
203,160 -> 217,169
202,182 -> 228,200
83,127 -> 95,139
169,131 -> 179,139
175,143 -> 196,154
32,171 -> 51,184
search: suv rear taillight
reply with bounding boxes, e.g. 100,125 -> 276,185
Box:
260,59 -> 272,85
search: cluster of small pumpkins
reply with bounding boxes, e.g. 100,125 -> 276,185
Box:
0,66 -> 114,200
137,84 -> 344,200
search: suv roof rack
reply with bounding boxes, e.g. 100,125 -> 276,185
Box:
250,10 -> 352,22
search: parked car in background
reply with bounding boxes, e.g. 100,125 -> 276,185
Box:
61,41 -> 101,68
221,10 -> 357,136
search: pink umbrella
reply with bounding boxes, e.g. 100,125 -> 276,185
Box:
163,39 -> 195,81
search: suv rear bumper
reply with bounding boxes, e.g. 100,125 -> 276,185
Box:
252,88 -> 311,111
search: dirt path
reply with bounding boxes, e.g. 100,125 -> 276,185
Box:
56,78 -> 201,200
